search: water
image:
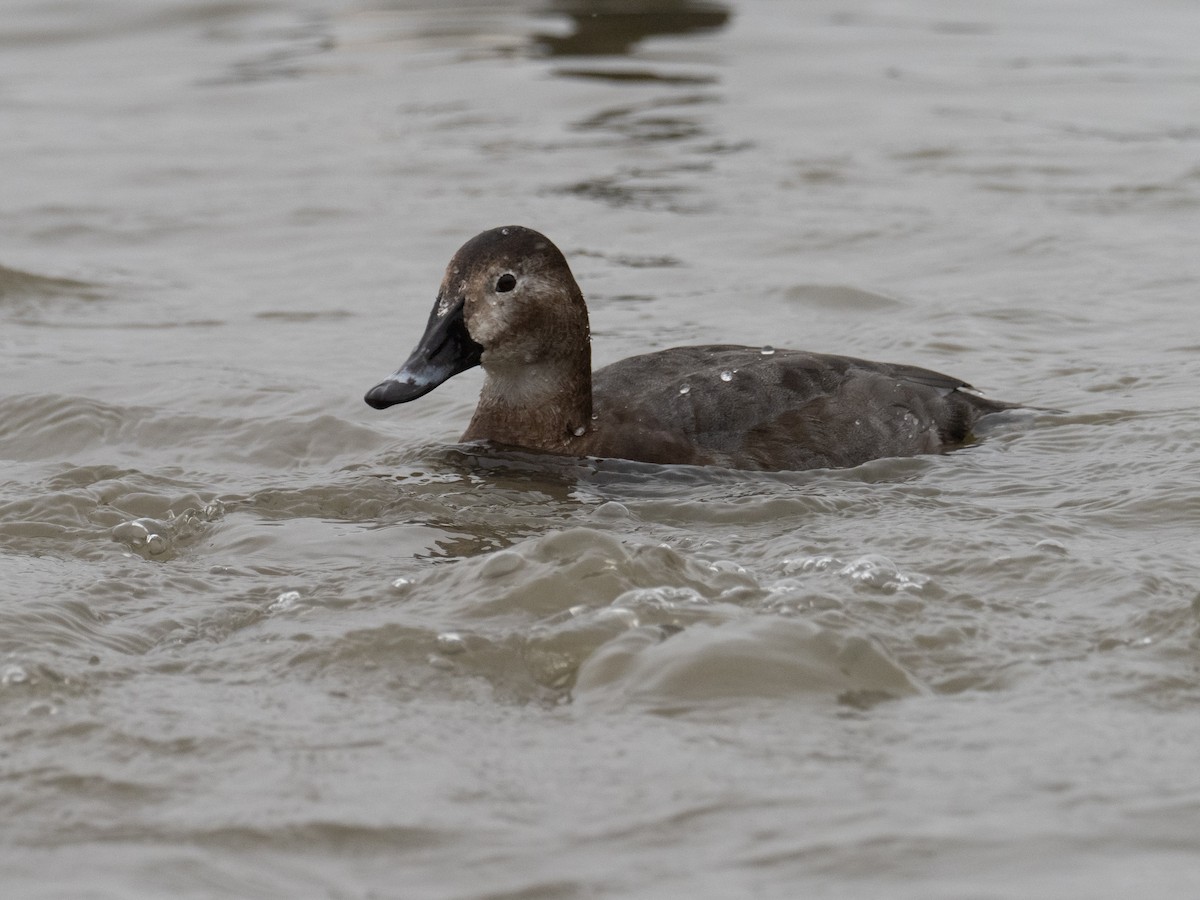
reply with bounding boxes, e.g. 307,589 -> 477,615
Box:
3,0 -> 1200,896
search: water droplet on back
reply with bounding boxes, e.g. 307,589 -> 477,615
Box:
573,425 -> 586,437
679,383 -> 691,394
760,346 -> 775,355
720,370 -> 733,382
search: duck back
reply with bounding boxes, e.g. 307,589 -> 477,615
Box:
585,346 -> 1013,471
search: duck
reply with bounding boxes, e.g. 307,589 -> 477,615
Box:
364,226 -> 1017,472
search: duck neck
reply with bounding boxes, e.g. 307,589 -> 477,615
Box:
462,354 -> 593,452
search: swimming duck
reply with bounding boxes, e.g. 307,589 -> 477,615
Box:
364,226 -> 1016,471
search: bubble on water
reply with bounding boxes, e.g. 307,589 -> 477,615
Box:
113,509 -> 217,557
760,346 -> 775,356
592,500 -> 629,521
782,555 -> 839,575
268,590 -> 301,613
435,632 -> 468,655
614,585 -> 707,610
679,383 -> 691,394
838,555 -> 929,593
720,370 -> 734,382
596,607 -> 639,628
111,520 -> 150,548
390,576 -> 413,591
1034,538 -> 1068,555
481,550 -> 523,579
2,664 -> 29,686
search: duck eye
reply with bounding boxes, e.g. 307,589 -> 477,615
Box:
495,273 -> 517,293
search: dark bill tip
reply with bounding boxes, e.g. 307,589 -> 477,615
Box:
364,376 -> 433,409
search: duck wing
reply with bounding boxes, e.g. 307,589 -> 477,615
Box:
589,345 -> 1013,471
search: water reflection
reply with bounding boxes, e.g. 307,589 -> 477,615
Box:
0,265 -> 101,305
203,14 -> 335,86
528,2 -> 736,209
532,0 -> 731,58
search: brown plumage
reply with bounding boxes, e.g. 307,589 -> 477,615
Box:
365,226 -> 1017,472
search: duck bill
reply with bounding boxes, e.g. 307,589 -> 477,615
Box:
364,295 -> 483,409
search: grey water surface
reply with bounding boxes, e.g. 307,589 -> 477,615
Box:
3,0 -> 1200,897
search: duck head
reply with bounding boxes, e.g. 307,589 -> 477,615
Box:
364,226 -> 591,413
